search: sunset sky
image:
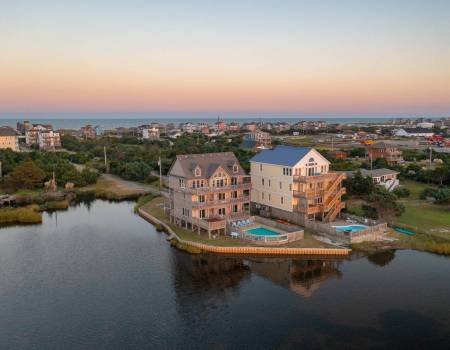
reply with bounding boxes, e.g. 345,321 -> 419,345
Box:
1,0 -> 450,116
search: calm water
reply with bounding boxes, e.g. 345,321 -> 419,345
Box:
0,201 -> 449,350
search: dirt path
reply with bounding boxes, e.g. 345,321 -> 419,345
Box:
101,174 -> 169,197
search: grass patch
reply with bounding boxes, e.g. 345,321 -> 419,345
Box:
40,200 -> 69,211
0,205 -> 42,225
140,197 -> 334,248
79,177 -> 145,200
400,180 -> 434,200
134,193 -> 158,212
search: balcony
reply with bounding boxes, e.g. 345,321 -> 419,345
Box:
295,204 -> 323,215
293,189 -> 324,198
180,182 -> 251,193
293,172 -> 337,184
193,196 -> 250,208
197,217 -> 227,231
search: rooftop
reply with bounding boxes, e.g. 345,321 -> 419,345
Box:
250,145 -> 312,166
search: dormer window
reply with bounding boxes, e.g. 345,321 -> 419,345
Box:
233,164 -> 238,173
194,166 -> 201,177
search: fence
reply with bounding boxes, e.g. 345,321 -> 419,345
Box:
137,208 -> 349,255
304,218 -> 389,244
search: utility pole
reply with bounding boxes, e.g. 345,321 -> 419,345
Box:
104,146 -> 108,173
158,156 -> 162,189
429,147 -> 432,169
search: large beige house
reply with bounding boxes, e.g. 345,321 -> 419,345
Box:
168,152 -> 251,237
0,127 -> 19,151
250,146 -> 346,223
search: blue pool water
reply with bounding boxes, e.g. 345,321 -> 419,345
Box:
246,227 -> 280,236
334,225 -> 368,232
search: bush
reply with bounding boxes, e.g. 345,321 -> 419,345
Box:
0,206 -> 42,225
392,187 -> 410,198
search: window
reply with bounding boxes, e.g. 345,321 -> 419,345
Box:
268,179 -> 271,187
281,196 -> 284,204
218,208 -> 226,216
232,191 -> 238,198
268,194 -> 271,201
260,164 -> 263,172
279,182 -> 282,189
179,179 -> 185,188
262,192 -> 265,200
289,184 -> 292,191
231,177 -> 237,185
218,193 -> 225,200
262,178 -> 265,186
282,167 -> 292,176
182,208 -> 190,217
232,205 -> 238,213
198,195 -> 205,203
233,164 -> 238,173
194,166 -> 201,177
200,209 -> 206,218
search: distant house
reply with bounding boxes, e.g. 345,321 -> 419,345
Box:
347,168 -> 399,191
393,128 -> 434,137
0,126 -> 19,151
241,130 -> 272,150
25,124 -> 61,150
142,127 -> 160,140
79,125 -> 97,139
368,141 -> 403,165
329,151 -> 347,160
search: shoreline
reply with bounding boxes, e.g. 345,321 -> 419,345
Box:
137,207 -> 351,256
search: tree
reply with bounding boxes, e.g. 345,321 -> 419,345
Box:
366,186 -> 405,222
344,170 -> 375,196
3,160 -> 46,191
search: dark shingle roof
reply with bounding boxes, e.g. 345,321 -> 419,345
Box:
0,126 -> 17,137
347,168 -> 398,178
172,152 -> 246,179
250,145 -> 312,166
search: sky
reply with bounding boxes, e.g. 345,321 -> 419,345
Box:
1,0 -> 450,116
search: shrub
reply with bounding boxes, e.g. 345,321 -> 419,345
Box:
392,187 -> 410,198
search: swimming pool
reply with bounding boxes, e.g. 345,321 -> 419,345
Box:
246,227 -> 280,236
334,225 -> 368,232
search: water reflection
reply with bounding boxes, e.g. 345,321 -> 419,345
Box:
175,253 -> 345,299
367,250 -> 396,267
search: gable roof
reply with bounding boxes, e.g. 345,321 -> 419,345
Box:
347,168 -> 398,178
169,152 -> 246,179
0,126 -> 17,137
250,145 -> 312,166
370,141 -> 397,149
402,127 -> 434,134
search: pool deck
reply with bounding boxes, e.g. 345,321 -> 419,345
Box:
138,207 -> 351,256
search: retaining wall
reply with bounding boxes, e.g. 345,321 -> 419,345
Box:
138,208 -> 350,256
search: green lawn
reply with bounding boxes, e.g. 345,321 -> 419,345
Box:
140,197 -> 333,248
400,179 -> 435,200
394,202 -> 450,239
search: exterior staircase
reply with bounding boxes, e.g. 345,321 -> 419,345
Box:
322,172 -> 346,222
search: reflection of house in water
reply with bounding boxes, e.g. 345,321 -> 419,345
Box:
249,258 -> 343,298
172,253 -> 250,301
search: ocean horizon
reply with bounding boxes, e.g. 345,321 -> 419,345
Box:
0,112 -> 443,130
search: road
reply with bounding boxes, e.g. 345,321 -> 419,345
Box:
102,173 -> 169,197
72,162 -> 169,197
